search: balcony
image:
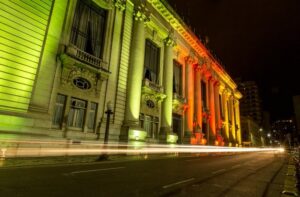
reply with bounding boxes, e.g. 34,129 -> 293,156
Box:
65,45 -> 109,72
172,93 -> 187,114
142,78 -> 166,102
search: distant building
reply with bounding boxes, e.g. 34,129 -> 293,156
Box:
238,81 -> 263,125
293,96 -> 300,138
271,119 -> 297,147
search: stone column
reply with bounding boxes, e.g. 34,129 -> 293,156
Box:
230,95 -> 236,144
184,56 -> 195,140
124,4 -> 149,127
160,36 -> 175,138
214,82 -> 221,133
195,66 -> 202,131
209,77 -> 216,142
235,99 -> 242,145
223,90 -> 230,143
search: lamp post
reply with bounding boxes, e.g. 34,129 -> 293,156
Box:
104,101 -> 113,144
97,101 -> 113,161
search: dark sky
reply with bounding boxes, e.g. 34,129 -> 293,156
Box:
167,0 -> 300,120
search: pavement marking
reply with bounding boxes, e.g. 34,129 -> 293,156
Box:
231,164 -> 241,169
212,168 -> 226,175
68,166 -> 125,175
162,178 -> 195,189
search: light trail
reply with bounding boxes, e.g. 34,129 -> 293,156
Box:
0,139 -> 284,158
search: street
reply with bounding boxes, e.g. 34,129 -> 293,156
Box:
0,152 -> 285,197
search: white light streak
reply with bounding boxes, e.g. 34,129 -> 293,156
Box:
0,140 -> 285,158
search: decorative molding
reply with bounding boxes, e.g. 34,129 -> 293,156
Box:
184,55 -> 196,65
164,36 -> 176,47
172,93 -> 186,114
133,3 -> 150,23
114,0 -> 126,11
59,52 -> 109,98
148,0 -> 238,90
164,29 -> 176,47
141,79 -> 166,116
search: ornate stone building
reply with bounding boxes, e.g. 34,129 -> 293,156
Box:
0,0 -> 242,146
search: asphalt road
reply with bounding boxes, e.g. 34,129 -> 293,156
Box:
0,152 -> 286,197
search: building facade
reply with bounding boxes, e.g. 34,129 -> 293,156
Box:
0,0 -> 242,146
271,119 -> 297,147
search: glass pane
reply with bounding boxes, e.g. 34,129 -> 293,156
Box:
68,108 -> 75,127
70,0 -> 106,58
75,109 -> 85,128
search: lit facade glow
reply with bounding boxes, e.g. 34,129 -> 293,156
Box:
0,0 -> 242,147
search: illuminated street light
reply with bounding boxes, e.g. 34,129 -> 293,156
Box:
97,101 -> 113,161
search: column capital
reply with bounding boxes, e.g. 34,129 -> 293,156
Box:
194,64 -> 202,72
184,55 -> 196,65
133,3 -> 150,23
222,88 -> 231,96
164,35 -> 176,47
114,0 -> 126,11
219,82 -> 225,92
198,56 -> 207,67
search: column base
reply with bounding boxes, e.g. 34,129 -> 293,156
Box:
120,124 -> 147,142
182,131 -> 193,144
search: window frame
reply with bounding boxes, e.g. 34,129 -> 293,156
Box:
144,39 -> 160,84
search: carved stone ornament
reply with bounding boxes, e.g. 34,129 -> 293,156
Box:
184,56 -> 195,65
164,29 -> 176,47
133,3 -> 150,23
164,36 -> 176,47
172,93 -> 186,114
140,79 -> 166,116
59,54 -> 109,98
198,56 -> 206,66
114,0 -> 126,11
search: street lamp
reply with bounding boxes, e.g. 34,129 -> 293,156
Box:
97,101 -> 113,161
104,101 -> 113,144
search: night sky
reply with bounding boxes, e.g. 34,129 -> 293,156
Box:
167,0 -> 300,121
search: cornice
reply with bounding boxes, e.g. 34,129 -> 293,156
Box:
148,0 -> 238,90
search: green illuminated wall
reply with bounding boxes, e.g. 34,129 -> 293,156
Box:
0,0 -> 54,112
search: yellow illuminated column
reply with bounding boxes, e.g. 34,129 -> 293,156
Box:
209,77 -> 216,140
223,90 -> 230,143
124,4 -> 149,127
195,66 -> 202,131
184,56 -> 195,139
230,95 -> 236,144
235,99 -> 242,145
160,36 -> 175,137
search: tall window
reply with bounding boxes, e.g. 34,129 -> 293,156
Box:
70,0 -> 107,58
140,114 -> 159,139
52,94 -> 66,127
144,39 -> 160,83
87,102 -> 97,130
68,98 -> 87,129
201,81 -> 207,109
173,61 -> 182,95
